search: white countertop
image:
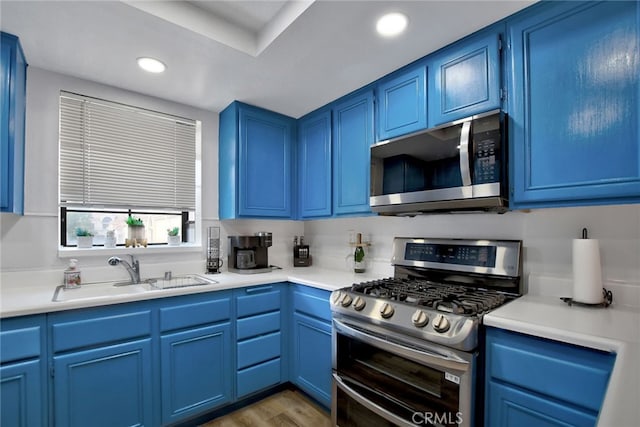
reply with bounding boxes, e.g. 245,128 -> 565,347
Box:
0,267 -> 381,318
485,293 -> 640,427
2,268 -> 638,426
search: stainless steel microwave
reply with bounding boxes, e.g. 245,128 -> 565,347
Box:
370,109 -> 508,215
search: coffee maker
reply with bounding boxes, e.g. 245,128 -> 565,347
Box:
228,232 -> 272,274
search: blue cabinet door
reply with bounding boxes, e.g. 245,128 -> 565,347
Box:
160,323 -> 232,424
219,101 -> 296,219
429,28 -> 501,126
53,338 -> 154,427
0,32 -> 27,214
1,360 -> 43,427
291,312 -> 332,408
332,90 -> 374,215
508,1 -> 640,208
486,381 -> 597,427
485,327 -> 615,427
298,109 -> 332,218
0,315 -> 46,427
376,63 -> 427,140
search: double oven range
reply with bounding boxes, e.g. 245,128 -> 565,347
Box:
330,237 -> 522,426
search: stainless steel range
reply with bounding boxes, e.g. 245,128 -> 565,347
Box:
331,237 -> 522,427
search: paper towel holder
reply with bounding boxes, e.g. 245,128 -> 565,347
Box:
561,288 -> 612,308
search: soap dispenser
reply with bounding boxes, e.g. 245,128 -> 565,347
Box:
64,259 -> 81,289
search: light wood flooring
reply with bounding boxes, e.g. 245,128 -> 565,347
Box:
200,389 -> 331,427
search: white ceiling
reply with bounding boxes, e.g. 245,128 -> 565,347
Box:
0,0 -> 535,118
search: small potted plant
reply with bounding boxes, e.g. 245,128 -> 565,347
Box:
126,216 -> 147,247
167,227 -> 181,246
75,228 -> 94,248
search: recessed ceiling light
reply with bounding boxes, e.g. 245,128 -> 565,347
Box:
376,12 -> 408,37
137,57 -> 166,73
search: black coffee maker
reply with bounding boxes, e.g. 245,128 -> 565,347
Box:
228,232 -> 272,274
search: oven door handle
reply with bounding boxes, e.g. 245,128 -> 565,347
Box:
333,373 -> 416,427
333,318 -> 470,371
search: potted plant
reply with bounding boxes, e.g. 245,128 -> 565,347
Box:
167,227 -> 181,246
76,228 -> 94,248
126,216 -> 147,247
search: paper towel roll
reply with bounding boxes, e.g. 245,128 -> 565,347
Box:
572,238 -> 603,304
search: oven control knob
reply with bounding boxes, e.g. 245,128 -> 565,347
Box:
331,291 -> 343,305
433,314 -> 451,333
380,303 -> 394,319
340,294 -> 353,307
411,310 -> 429,328
353,296 -> 366,311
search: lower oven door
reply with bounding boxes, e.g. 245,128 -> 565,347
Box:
332,317 -> 476,427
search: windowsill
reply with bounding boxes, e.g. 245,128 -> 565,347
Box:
58,243 -> 203,258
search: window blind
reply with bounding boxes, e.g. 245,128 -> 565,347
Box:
59,92 -> 196,210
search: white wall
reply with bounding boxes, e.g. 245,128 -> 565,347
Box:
302,204 -> 640,289
0,67 -> 220,275
0,67 -> 302,281
1,67 -> 638,292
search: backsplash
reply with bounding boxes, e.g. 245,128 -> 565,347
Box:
300,204 -> 640,289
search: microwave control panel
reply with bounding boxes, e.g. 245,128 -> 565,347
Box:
473,129 -> 500,184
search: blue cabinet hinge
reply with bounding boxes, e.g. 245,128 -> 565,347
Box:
49,363 -> 55,378
498,36 -> 503,51
500,88 -> 507,101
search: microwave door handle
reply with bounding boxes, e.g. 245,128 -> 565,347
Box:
459,121 -> 472,186
333,373 -> 416,427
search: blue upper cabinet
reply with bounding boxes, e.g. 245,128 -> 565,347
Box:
376,62 -> 427,141
332,89 -> 374,216
508,1 -> 640,209
1,32 -> 27,215
219,101 -> 296,219
298,109 -> 332,218
429,27 -> 502,126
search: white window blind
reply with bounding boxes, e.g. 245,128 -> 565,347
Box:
59,92 -> 196,210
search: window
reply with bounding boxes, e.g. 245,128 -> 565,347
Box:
59,91 -> 199,247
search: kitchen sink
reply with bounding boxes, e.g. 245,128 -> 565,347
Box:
52,274 -> 218,302
145,274 -> 218,290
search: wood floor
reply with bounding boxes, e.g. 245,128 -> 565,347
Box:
200,389 -> 332,427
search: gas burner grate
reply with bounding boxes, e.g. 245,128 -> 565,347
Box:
351,278 -> 509,316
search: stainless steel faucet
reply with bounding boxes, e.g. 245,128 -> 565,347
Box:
107,255 -> 141,284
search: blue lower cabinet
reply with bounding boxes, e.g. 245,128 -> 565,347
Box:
160,323 -> 232,424
487,380 -> 597,427
289,284 -> 332,408
1,360 -> 43,427
53,338 -> 154,427
291,313 -> 332,408
234,284 -> 286,399
485,327 -> 615,427
237,358 -> 282,399
0,315 -> 46,427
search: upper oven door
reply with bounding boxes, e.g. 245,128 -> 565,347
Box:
332,317 -> 475,427
370,109 -> 505,214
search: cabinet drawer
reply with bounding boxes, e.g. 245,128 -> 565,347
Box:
160,293 -> 231,332
487,328 -> 615,412
236,311 -> 280,341
237,358 -> 281,398
0,316 -> 44,363
292,287 -> 331,322
236,286 -> 281,318
237,332 -> 281,370
51,307 -> 152,353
